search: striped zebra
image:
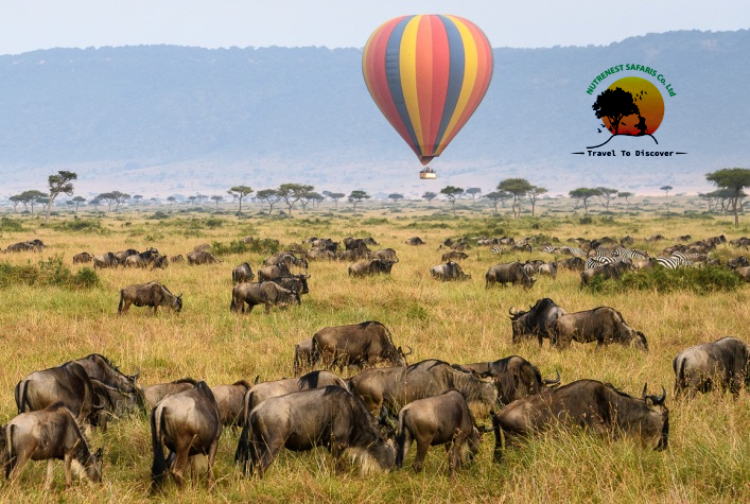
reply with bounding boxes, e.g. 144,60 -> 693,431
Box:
585,256 -> 617,269
542,245 -> 559,254
560,246 -> 587,257
656,253 -> 693,269
612,247 -> 649,260
491,245 -> 506,254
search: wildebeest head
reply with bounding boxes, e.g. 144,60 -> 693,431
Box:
173,294 -> 184,313
392,345 -> 413,367
509,298 -> 562,344
641,383 -> 669,451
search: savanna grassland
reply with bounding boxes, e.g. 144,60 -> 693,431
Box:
0,198 -> 749,503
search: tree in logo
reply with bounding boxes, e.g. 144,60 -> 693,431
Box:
588,81 -> 660,149
592,87 -> 639,136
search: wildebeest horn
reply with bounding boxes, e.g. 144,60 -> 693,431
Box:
254,375 -> 260,385
543,370 -> 561,385
403,345 -> 413,356
653,385 -> 667,405
92,394 -> 106,411
129,367 -> 141,381
642,383 -> 649,400
508,307 -> 519,316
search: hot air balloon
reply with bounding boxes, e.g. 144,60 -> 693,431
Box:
362,15 -> 493,179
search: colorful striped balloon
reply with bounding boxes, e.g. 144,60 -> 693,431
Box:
362,15 -> 493,166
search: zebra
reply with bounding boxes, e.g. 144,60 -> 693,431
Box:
585,256 -> 616,269
491,245 -> 506,255
612,247 -> 649,260
560,246 -> 587,257
542,245 -> 559,254
655,253 -> 693,269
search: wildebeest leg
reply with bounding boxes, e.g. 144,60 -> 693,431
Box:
64,452 -> 73,488
46,459 -> 55,489
257,439 -> 282,478
330,439 -> 349,473
171,445 -> 190,487
412,438 -> 430,473
8,441 -> 34,483
448,437 -> 463,478
119,300 -> 131,315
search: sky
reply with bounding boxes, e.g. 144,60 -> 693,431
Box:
1,0 -> 748,55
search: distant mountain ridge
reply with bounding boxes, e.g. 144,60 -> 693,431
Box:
1,30 -> 748,197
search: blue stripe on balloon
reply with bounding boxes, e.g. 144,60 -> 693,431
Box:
433,15 -> 465,152
385,16 -> 420,156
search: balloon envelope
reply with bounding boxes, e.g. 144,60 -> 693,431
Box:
362,15 -> 493,166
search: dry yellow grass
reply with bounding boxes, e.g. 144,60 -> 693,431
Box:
0,202 -> 749,502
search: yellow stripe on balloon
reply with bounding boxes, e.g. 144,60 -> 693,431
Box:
438,16 -> 478,155
399,16 -> 424,149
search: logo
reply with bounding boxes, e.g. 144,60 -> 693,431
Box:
574,64 -> 685,157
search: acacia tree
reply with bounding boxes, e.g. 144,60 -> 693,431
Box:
72,196 -> 86,212
228,185 -> 253,214
348,190 -> 370,210
569,188 -> 602,213
498,178 -> 533,218
592,87 -> 640,135
466,187 -> 482,203
706,168 -> 750,226
187,196 -> 197,205
617,191 -> 634,212
387,193 -> 404,204
484,191 -> 505,214
660,185 -> 673,197
19,190 -> 48,214
440,186 -> 464,216
211,195 -> 223,207
422,191 -> 437,203
256,189 -> 282,213
597,187 -> 619,212
327,192 -> 346,208
527,186 -> 547,217
112,191 -> 130,211
45,170 -> 77,222
300,191 -> 323,211
132,194 -> 143,205
278,183 -> 314,216
9,195 -> 23,212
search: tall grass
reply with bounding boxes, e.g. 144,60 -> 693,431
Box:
0,209 -> 748,501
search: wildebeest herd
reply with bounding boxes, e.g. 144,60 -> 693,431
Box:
2,231 -> 750,492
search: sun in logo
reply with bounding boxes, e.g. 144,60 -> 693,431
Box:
592,77 -> 664,143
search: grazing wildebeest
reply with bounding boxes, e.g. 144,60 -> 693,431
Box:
263,253 -> 308,270
349,360 -> 498,416
150,381 -> 222,491
142,378 -> 197,411
293,339 -> 315,377
73,252 -> 93,264
396,390 -> 488,475
307,248 -> 335,261
93,252 -> 119,269
580,259 -> 632,285
230,281 -> 300,314
258,262 -> 293,281
485,262 -> 536,289
673,337 -> 750,398
538,262 -> 558,279
728,256 -> 750,269
405,237 -> 426,246
522,259 -> 545,276
454,355 -> 560,405
734,265 -> 750,281
193,243 -> 211,252
554,257 -> 586,271
492,380 -> 668,461
371,248 -> 399,263
337,246 -> 371,262
235,386 -> 396,477
348,259 -> 395,277
123,248 -> 160,268
5,239 -> 47,253
508,298 -> 568,346
232,262 -> 256,283
14,362 -> 104,427
430,261 -> 471,281
69,354 -> 140,395
4,403 -> 104,488
90,379 -> 142,423
551,307 -> 648,351
441,250 -> 469,262
311,321 -> 411,372
187,250 -> 222,265
118,282 -> 183,315
170,254 -> 184,263
211,380 -> 253,426
113,248 -> 139,264
271,274 -> 310,296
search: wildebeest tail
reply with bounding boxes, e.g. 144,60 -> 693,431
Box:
14,380 -> 29,414
118,289 -> 125,314
150,406 -> 168,492
395,410 -> 409,468
293,345 -> 301,377
4,424 -> 16,478
234,391 -> 254,473
674,356 -> 687,398
311,338 -> 322,368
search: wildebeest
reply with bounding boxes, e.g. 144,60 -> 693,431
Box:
230,281 -> 300,313
187,250 -> 222,265
14,362 -> 104,427
258,262 -> 293,281
5,239 -> 47,253
441,250 -> 469,262
73,252 -> 93,264
492,380 -> 668,461
118,281 -> 183,315
193,243 -> 211,252
170,254 -> 184,263
142,378 -> 198,411
4,402 -> 104,488
673,337 -> 750,398
232,262 -> 256,283
430,261 -> 471,281
90,379 -> 142,423
553,257 -> 586,271
311,321 -> 411,372
580,259 -> 632,285
538,262 -> 558,279
454,355 -> 560,405
293,339 -> 315,377
371,248 -> 399,263
69,354 -> 140,396
551,307 -> 648,351
235,386 -> 396,477
307,248 -> 336,261
151,255 -> 169,269
150,381 -> 222,491
348,258 -> 395,277
728,256 -> 750,269
211,380 -> 253,426
263,253 -> 308,270
485,262 -> 535,289
509,298 -> 568,346
113,248 -> 139,264
396,390 -> 488,475
349,359 -> 498,416
271,274 -> 310,296
93,252 -> 119,269
734,265 -> 750,281
123,248 -> 160,268
405,237 -> 426,246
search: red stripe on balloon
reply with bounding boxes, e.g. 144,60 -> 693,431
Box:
426,15 -> 450,157
415,16 -> 434,156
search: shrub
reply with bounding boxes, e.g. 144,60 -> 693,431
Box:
0,217 -> 25,232
585,265 -> 741,295
0,256 -> 100,289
